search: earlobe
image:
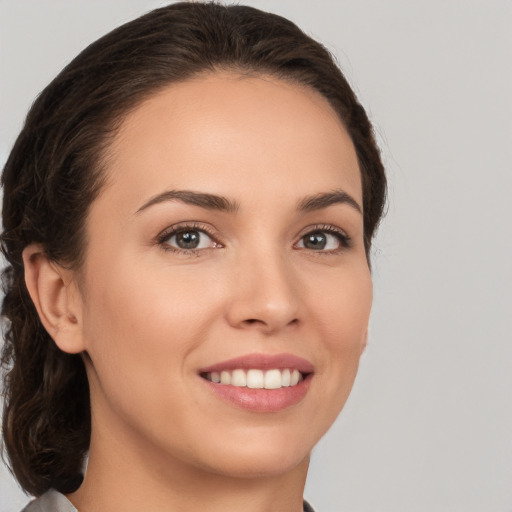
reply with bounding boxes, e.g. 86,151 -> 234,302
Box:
22,244 -> 85,354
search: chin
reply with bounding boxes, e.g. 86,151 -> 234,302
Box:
193,429 -> 314,479
206,450 -> 310,480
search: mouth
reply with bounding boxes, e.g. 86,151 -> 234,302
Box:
198,353 -> 314,412
200,368 -> 308,389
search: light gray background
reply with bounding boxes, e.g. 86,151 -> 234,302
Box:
1,1 -> 511,511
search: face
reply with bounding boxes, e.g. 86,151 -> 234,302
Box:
75,72 -> 372,479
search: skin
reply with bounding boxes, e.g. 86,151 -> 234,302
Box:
24,72 -> 372,512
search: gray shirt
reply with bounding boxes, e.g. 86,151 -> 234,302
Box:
21,489 -> 315,511
21,490 -> 77,512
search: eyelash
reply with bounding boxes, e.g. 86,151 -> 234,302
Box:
156,222 -> 352,256
295,224 -> 352,254
156,222 -> 221,256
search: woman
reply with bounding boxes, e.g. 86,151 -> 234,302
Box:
1,2 -> 386,511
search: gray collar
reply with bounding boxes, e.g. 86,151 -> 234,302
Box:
22,490 -> 315,512
21,489 -> 77,512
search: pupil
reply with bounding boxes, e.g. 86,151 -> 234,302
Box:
176,231 -> 200,249
304,232 -> 326,250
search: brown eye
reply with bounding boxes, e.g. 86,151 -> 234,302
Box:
175,230 -> 200,249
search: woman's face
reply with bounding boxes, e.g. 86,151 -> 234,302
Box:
75,72 -> 372,478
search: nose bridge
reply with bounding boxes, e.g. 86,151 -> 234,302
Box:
227,241 -> 300,333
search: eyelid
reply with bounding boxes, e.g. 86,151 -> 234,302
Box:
294,224 -> 352,251
156,221 -> 223,252
154,221 -> 351,255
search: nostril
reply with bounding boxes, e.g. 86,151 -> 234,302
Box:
241,317 -> 299,330
240,318 -> 269,327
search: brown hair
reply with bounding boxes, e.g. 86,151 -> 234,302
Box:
1,1 -> 386,497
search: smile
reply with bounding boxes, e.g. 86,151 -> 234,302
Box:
201,368 -> 304,389
198,353 -> 314,412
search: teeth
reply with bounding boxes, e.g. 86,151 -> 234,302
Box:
204,368 -> 305,389
281,368 -> 291,387
247,369 -> 264,388
264,369 -> 282,389
231,369 -> 246,387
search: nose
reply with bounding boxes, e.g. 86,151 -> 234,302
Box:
225,248 -> 301,335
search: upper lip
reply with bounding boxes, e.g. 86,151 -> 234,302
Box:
199,353 -> 314,374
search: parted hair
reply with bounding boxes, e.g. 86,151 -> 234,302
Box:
1,1 -> 386,497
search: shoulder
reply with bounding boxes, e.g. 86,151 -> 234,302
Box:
20,490 -> 77,512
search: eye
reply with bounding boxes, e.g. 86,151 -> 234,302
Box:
159,225 -> 220,252
296,227 -> 351,252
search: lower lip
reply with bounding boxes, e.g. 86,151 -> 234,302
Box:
200,375 -> 312,412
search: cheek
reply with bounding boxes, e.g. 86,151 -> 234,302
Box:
305,264 -> 372,418
309,263 -> 372,346
79,266 -> 216,443
80,261 -> 222,384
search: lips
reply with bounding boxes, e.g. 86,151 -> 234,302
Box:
199,353 -> 314,373
198,353 -> 314,412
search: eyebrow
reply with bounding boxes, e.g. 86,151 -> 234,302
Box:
135,188 -> 361,216
297,189 -> 362,214
135,189 -> 240,215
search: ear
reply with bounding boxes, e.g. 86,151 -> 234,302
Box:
22,244 -> 85,354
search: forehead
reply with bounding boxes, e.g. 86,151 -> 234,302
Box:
101,72 -> 362,211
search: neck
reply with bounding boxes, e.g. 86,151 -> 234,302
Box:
67,416 -> 309,512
